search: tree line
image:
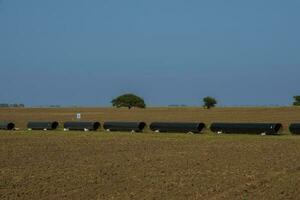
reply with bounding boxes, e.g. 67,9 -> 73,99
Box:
1,95 -> 299,109
0,103 -> 25,108
112,94 -> 300,109
111,93 -> 217,109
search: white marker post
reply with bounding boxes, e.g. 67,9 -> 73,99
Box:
76,113 -> 81,120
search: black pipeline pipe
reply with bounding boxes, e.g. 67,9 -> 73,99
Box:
63,121 -> 100,131
0,121 -> 15,130
210,123 -> 282,135
103,121 -> 146,132
289,123 -> 300,134
149,122 -> 205,134
27,121 -> 59,130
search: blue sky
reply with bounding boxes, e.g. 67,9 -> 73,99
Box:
0,0 -> 299,106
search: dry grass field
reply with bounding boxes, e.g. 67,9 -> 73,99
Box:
1,107 -> 300,199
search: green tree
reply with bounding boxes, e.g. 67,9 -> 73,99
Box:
203,96 -> 217,109
293,96 -> 300,106
111,93 -> 146,109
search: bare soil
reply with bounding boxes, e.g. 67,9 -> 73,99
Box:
1,107 -> 300,199
1,132 -> 300,200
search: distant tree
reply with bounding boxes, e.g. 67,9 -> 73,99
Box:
111,93 -> 146,109
49,105 -> 60,108
203,96 -> 217,109
293,96 -> 300,106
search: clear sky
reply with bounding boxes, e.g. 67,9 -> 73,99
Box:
0,0 -> 299,106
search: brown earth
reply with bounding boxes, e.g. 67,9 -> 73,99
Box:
0,107 -> 300,133
1,107 -> 300,199
1,132 -> 300,200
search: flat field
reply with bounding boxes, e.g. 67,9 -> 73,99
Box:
1,132 -> 300,199
1,107 -> 300,199
0,107 -> 300,133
